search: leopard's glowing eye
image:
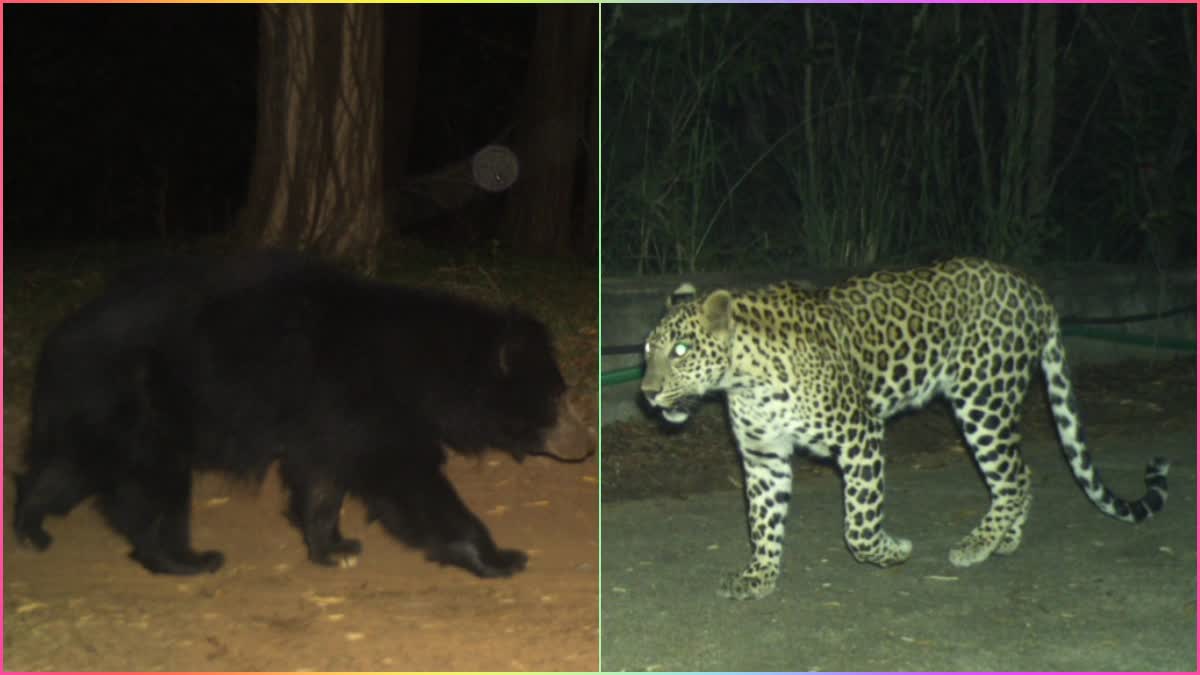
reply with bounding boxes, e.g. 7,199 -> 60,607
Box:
672,342 -> 691,357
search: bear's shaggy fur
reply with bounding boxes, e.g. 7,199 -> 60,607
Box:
14,252 -> 591,577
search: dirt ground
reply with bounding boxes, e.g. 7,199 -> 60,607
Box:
4,449 -> 598,671
601,358 -> 1196,671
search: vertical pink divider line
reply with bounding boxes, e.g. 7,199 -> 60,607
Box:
1194,3 -> 1200,668
0,2 -> 7,669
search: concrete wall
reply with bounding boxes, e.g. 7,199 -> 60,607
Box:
601,262 -> 1196,425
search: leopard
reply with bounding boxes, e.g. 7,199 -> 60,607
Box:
641,257 -> 1169,600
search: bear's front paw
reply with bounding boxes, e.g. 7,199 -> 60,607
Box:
189,550 -> 226,573
478,547 -> 528,578
134,548 -> 225,575
310,539 -> 364,568
16,525 -> 53,551
429,540 -> 528,578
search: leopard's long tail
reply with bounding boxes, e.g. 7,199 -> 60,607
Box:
1041,327 -> 1168,523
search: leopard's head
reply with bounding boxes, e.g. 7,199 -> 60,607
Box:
641,283 -> 735,424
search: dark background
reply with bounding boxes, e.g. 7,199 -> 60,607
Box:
4,5 -> 539,246
602,4 -> 1197,273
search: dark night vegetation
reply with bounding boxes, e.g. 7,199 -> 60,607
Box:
602,4 -> 1196,273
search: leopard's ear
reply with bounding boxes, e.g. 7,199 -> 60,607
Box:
701,290 -> 733,334
667,282 -> 697,308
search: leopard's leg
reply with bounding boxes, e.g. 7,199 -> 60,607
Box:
836,419 -> 913,567
948,385 -> 1033,566
719,437 -> 792,600
994,463 -> 1032,555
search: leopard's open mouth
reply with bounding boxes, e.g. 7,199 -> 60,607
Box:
660,407 -> 691,424
646,394 -> 698,425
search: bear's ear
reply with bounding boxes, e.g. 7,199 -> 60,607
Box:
667,283 -> 697,308
701,290 -> 733,335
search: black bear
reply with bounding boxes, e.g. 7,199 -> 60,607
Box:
13,251 -> 593,577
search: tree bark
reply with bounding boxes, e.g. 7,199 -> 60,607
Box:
240,5 -> 386,273
501,5 -> 597,258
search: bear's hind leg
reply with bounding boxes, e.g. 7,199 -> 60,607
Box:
365,469 -> 527,578
280,462 -> 362,567
100,468 -> 223,575
13,458 -> 95,550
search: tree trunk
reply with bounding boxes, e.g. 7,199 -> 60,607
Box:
501,5 -> 597,258
240,5 -> 386,274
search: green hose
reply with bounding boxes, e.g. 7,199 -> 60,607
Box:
602,366 -> 645,387
1060,324 -> 1195,352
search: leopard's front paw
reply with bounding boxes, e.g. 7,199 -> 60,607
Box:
717,563 -> 779,600
993,526 -> 1024,556
848,533 -> 913,567
949,533 -> 998,567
